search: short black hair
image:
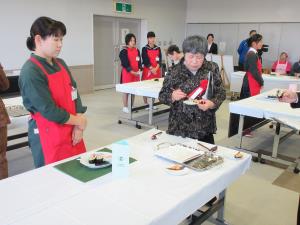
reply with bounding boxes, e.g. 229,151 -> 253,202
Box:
249,30 -> 257,35
125,33 -> 136,45
26,16 -> 66,51
247,33 -> 263,47
147,31 -> 156,38
167,45 -> 180,55
207,33 -> 214,39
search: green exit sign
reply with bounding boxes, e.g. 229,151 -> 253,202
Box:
115,2 -> 132,13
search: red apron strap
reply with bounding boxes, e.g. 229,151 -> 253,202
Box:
54,59 -> 65,71
29,57 -> 49,76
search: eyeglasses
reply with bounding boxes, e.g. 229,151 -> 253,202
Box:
185,53 -> 204,61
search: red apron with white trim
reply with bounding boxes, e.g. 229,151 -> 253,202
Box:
275,60 -> 288,75
246,57 -> 263,96
142,48 -> 161,80
121,47 -> 140,83
30,57 -> 86,164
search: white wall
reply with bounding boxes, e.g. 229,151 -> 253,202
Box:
186,0 -> 300,67
186,23 -> 300,67
186,0 -> 300,23
0,0 -> 186,70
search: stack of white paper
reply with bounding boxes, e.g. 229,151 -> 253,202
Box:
155,144 -> 203,164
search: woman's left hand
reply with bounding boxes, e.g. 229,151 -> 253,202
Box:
197,99 -> 215,111
151,67 -> 157,74
72,126 -> 83,146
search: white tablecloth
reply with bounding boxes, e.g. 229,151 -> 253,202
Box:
229,89 -> 300,120
5,70 -> 20,77
230,71 -> 300,93
0,129 -> 251,225
115,79 -> 164,98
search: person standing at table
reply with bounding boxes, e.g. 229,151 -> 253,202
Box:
272,52 -> 292,75
237,30 -> 257,71
240,34 -> 264,99
236,34 -> 264,138
119,33 -> 142,114
19,17 -> 87,168
207,33 -> 218,54
0,63 -> 10,179
159,35 -> 226,144
142,31 -> 162,108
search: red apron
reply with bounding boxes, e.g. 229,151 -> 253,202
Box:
246,56 -> 263,96
275,60 -> 288,75
121,47 -> 140,83
142,48 -> 161,80
30,57 -> 86,164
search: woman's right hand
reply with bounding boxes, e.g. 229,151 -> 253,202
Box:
171,89 -> 187,102
72,126 -> 83,146
131,71 -> 140,76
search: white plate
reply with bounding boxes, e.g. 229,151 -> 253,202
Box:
183,100 -> 198,105
79,152 -> 112,169
165,166 -> 190,176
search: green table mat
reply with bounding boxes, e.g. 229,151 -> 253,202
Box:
54,148 -> 136,183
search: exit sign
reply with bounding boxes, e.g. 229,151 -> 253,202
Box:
115,1 -> 132,13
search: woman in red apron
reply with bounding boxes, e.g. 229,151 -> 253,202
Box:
239,34 -> 264,138
141,31 -> 162,107
119,33 -> 142,113
19,17 -> 87,167
240,34 -> 264,99
272,52 -> 292,75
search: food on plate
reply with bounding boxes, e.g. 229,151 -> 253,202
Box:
94,155 -> 105,166
184,152 -> 223,170
183,98 -> 200,105
88,154 -> 97,164
88,153 -> 111,165
234,151 -> 243,159
167,164 -> 184,170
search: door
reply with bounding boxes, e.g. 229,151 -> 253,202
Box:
93,15 -> 141,90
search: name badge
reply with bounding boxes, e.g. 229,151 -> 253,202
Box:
71,87 -> 78,101
136,56 -> 140,61
156,56 -> 160,61
34,128 -> 39,134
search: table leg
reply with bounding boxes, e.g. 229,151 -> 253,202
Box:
272,122 -> 281,158
149,98 -> 153,125
215,190 -> 228,225
128,94 -> 132,120
238,115 -> 245,149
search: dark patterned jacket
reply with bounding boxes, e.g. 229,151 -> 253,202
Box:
158,59 -> 226,139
